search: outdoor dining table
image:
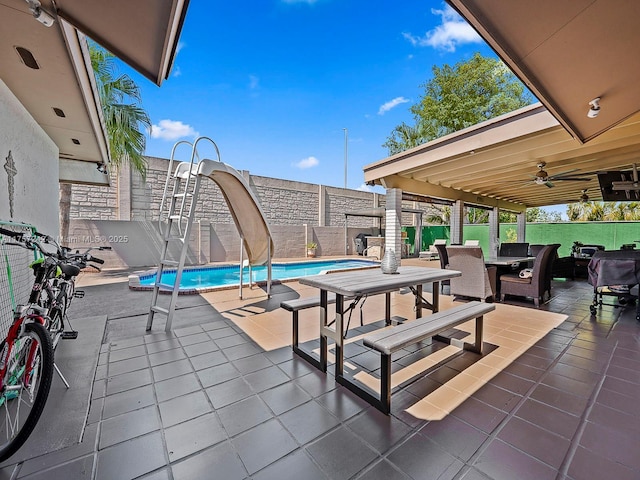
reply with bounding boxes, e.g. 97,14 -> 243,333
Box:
296,265 -> 462,379
483,255 -> 536,266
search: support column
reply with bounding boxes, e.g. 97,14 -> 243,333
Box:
385,188 -> 402,257
450,200 -> 464,245
517,211 -> 526,242
117,163 -> 131,220
489,207 -> 500,256
318,185 -> 327,226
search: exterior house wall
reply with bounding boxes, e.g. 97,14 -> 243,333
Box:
0,79 -> 59,235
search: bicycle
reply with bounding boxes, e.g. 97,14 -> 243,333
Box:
29,232 -> 109,352
0,226 -> 55,462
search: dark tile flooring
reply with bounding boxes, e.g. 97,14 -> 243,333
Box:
1,279 -> 639,479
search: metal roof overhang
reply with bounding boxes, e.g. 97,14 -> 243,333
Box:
364,104 -> 640,210
0,0 -> 189,185
447,0 -> 640,144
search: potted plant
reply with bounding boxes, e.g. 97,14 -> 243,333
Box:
306,242 -> 318,258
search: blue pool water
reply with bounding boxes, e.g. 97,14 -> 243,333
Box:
138,259 -> 379,290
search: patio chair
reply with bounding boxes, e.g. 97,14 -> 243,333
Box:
446,246 -> 497,302
434,243 -> 450,292
499,242 -> 530,257
499,244 -> 555,307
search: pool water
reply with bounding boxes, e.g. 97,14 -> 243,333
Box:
138,259 -> 379,291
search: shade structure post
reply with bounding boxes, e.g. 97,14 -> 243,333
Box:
239,237 -> 244,299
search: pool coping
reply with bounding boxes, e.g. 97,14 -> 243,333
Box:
128,258 -> 381,295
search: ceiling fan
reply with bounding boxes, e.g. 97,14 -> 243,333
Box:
527,162 -> 592,188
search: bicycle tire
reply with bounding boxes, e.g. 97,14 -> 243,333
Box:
0,322 -> 54,462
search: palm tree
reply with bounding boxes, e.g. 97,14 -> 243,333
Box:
59,44 -> 151,244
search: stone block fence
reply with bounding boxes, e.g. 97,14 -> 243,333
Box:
65,156 -> 432,268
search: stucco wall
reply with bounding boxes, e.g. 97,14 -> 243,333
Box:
0,79 -> 59,235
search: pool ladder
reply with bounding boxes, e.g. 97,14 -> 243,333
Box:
147,137 -> 220,332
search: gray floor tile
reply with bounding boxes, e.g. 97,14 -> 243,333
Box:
99,404 -> 161,449
106,368 -> 153,395
183,340 -> 219,357
223,343 -> 261,360
19,454 -> 94,480
231,353 -> 272,374
154,372 -> 201,403
196,362 -> 239,388
347,408 -> 412,455
306,426 -> 378,480
108,355 -> 149,376
232,418 -> 298,475
218,395 -> 273,437
171,441 -> 247,480
149,347 -> 187,367
243,365 -> 290,392
96,431 -> 166,480
178,332 -> 211,347
165,413 -> 226,462
146,338 -> 182,354
159,390 -> 211,427
252,450 -> 326,480
102,384 -> 156,419
206,377 -> 254,409
357,459 -> 412,480
152,358 -> 193,382
259,382 -> 312,415
190,350 -> 227,371
386,432 -> 463,480
108,344 -> 147,363
279,400 -> 340,444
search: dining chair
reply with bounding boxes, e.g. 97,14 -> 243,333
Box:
434,243 -> 450,292
499,244 -> 555,307
446,246 -> 497,302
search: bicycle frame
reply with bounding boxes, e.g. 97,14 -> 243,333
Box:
0,308 -> 46,394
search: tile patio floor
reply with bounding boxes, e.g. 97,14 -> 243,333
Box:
1,261 -> 639,479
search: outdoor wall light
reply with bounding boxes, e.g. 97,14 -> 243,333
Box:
587,97 -> 601,118
580,189 -> 589,202
25,0 -> 55,27
96,163 -> 108,174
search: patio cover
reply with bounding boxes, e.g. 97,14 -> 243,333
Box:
0,0 -> 189,185
447,0 -> 640,144
364,104 -> 640,208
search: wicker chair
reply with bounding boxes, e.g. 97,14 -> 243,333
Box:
446,246 -> 497,302
499,245 -> 555,307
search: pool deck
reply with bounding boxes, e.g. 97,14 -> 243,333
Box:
2,257 -> 639,479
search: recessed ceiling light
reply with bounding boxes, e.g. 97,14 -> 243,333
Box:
71,138 -> 80,145
53,107 -> 66,118
15,46 -> 39,69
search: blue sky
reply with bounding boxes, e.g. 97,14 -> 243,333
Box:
124,1 -> 497,192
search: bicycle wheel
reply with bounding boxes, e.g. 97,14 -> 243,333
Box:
0,322 -> 54,462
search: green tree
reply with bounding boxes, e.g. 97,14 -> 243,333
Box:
566,201 -> 640,221
384,53 -> 534,154
60,44 -> 151,243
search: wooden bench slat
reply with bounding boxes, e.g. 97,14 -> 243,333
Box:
363,302 -> 494,355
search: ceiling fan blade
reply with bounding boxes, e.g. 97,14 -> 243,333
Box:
553,177 -> 592,182
548,168 -> 580,179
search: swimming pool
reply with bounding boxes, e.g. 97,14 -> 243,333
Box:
129,259 -> 379,293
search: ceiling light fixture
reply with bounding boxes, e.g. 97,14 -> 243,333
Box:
587,97 -> 601,118
25,0 -> 55,27
580,189 -> 589,203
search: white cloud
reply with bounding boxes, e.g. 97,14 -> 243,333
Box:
293,156 -> 319,169
403,4 -> 482,52
176,41 -> 186,54
281,0 -> 318,4
172,66 -> 182,78
356,183 -> 374,192
249,75 -> 259,89
378,97 -> 410,115
150,120 -> 199,141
